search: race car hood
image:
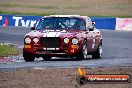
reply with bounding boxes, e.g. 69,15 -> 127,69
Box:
25,29 -> 82,38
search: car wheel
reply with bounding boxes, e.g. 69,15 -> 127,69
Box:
77,40 -> 88,60
92,44 -> 102,59
23,51 -> 35,62
42,56 -> 52,61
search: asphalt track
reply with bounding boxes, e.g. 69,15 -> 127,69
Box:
0,26 -> 132,71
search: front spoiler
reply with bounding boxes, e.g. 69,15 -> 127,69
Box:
36,51 -> 66,55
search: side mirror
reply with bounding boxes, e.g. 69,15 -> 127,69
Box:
30,27 -> 35,30
92,21 -> 96,26
88,26 -> 94,31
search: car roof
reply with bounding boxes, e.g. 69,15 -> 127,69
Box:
43,15 -> 90,20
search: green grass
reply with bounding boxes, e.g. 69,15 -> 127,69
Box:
0,2 -> 58,9
0,0 -> 132,17
0,45 -> 22,57
0,10 -> 56,16
0,2 -> 23,7
0,10 -> 131,18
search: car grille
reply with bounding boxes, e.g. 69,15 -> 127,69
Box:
40,37 -> 61,48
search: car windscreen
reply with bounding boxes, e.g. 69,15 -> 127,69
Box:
36,17 -> 86,30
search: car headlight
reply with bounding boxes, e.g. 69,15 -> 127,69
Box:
25,37 -> 31,44
33,37 -> 39,43
72,38 -> 79,44
64,38 -> 69,43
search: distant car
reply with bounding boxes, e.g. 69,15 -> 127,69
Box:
23,15 -> 102,61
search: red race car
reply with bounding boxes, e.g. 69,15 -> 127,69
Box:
23,15 -> 102,61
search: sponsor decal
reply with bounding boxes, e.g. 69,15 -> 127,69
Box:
43,31 -> 61,37
0,14 -> 42,27
13,16 -> 37,27
0,16 -> 9,26
43,48 -> 59,50
0,57 -> 13,62
116,18 -> 132,31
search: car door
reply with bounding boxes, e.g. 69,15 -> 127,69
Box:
87,30 -> 96,53
93,29 -> 102,50
85,18 -> 95,53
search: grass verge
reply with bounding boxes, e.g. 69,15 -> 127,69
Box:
0,45 -> 22,57
0,10 -> 132,18
0,10 -> 56,16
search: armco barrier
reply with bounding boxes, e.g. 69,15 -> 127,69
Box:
0,14 -> 116,29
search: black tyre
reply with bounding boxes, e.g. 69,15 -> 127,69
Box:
42,56 -> 52,61
92,44 -> 102,59
23,51 -> 35,62
76,40 -> 88,60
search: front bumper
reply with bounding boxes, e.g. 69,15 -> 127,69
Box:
23,45 -> 81,57
35,47 -> 79,56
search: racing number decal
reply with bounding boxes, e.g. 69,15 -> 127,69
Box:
88,32 -> 96,49
92,39 -> 95,49
92,33 -> 95,49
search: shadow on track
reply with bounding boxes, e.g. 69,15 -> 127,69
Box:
42,57 -> 93,62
